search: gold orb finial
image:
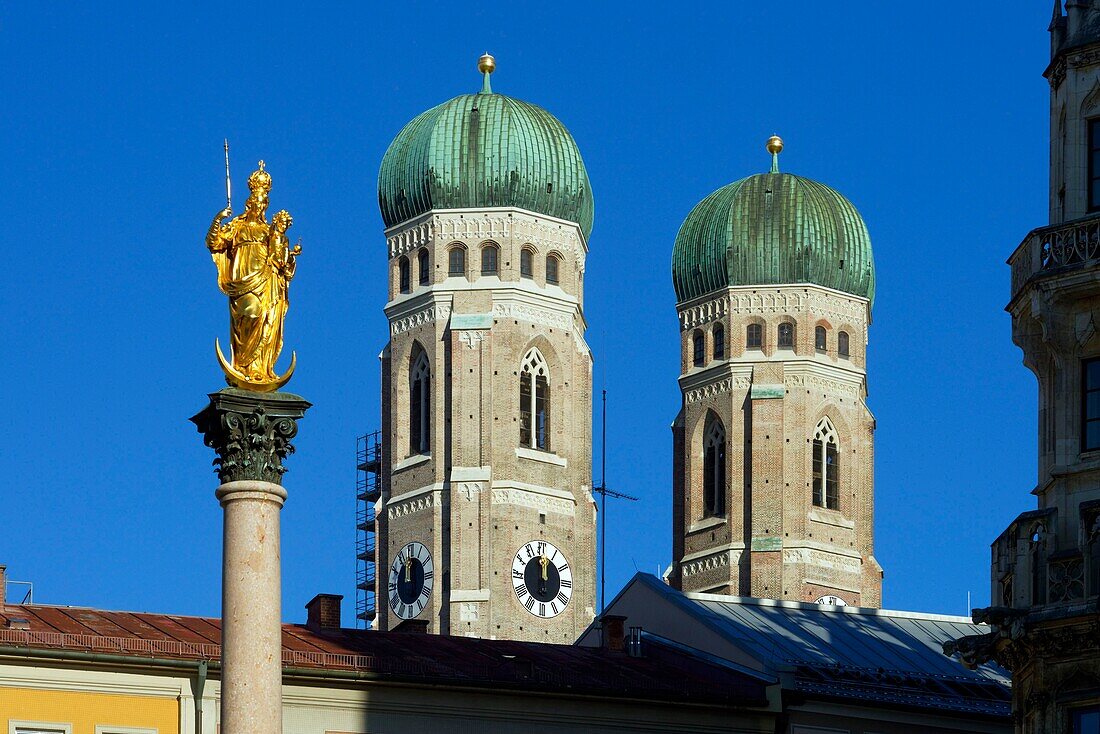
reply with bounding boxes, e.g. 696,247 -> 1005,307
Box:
766,135 -> 784,155
478,53 -> 496,74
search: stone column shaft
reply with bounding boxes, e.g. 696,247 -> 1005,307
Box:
218,480 -> 286,733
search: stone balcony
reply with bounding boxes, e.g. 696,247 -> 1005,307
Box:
1009,215 -> 1100,302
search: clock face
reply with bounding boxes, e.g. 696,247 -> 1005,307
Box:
388,541 -> 433,620
511,540 -> 572,618
815,594 -> 847,607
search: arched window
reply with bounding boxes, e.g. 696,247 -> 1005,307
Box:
778,322 -> 794,349
398,256 -> 410,294
481,244 -> 499,275
546,254 -> 561,284
746,323 -> 763,349
815,325 -> 827,352
520,248 -> 534,278
713,323 -> 725,360
838,331 -> 850,358
520,349 -> 550,450
703,416 -> 726,517
812,418 -> 839,510
410,349 -> 431,455
692,330 -> 705,366
417,248 -> 429,285
448,246 -> 465,276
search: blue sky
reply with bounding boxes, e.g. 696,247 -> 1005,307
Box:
0,3 -> 1048,624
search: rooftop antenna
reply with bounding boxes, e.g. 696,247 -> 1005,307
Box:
594,389 -> 638,615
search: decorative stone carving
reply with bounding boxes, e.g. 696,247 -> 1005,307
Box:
491,487 -> 574,516
1069,48 -> 1100,71
684,376 -> 752,404
491,302 -> 573,331
387,221 -> 435,258
458,482 -> 485,500
679,296 -> 729,330
682,551 -> 729,578
390,304 -> 452,336
784,374 -> 862,397
459,331 -> 485,349
1047,556 -> 1084,602
191,388 -> 310,484
1049,56 -> 1066,90
460,602 -> 480,621
387,492 -> 436,519
678,288 -> 866,332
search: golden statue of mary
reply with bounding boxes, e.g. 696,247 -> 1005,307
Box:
204,161 -> 300,392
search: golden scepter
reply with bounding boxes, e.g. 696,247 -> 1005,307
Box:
223,139 -> 232,211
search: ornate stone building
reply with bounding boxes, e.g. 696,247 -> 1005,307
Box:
668,139 -> 883,607
372,56 -> 597,642
946,3 -> 1100,731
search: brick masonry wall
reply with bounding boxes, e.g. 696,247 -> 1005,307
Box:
378,210 -> 596,641
675,285 -> 882,607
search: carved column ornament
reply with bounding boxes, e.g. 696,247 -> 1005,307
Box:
192,388 -> 311,484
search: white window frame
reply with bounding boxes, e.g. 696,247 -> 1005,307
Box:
520,348 -> 550,450
95,727 -> 158,734
813,417 -> 840,510
9,723 -> 72,734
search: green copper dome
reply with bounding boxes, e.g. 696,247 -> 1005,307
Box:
378,63 -> 594,237
672,167 -> 875,305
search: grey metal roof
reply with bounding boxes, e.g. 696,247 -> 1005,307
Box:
624,574 -> 1010,717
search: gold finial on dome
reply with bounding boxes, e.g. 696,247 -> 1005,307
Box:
478,53 -> 496,94
766,135 -> 783,173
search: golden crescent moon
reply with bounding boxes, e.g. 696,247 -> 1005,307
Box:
215,338 -> 296,393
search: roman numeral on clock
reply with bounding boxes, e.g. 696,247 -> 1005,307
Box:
556,591 -> 569,606
515,583 -> 528,598
525,596 -> 536,612
560,579 -> 572,588
512,569 -> 524,579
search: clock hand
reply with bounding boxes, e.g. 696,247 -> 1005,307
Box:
539,555 -> 549,581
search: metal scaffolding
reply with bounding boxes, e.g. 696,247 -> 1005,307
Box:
356,431 -> 381,627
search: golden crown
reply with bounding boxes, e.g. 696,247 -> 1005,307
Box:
248,160 -> 272,193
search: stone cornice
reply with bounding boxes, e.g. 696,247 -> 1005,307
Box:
677,285 -> 870,332
385,208 -> 588,268
679,360 -> 865,402
386,284 -> 584,339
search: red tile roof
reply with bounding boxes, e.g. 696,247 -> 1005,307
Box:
0,603 -> 770,707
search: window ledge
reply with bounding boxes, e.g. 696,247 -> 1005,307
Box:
392,453 -> 431,474
515,446 -> 567,468
808,508 -> 855,529
689,515 -> 727,533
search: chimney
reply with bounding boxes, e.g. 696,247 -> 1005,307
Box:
393,618 -> 429,634
600,614 -> 627,652
304,594 -> 343,633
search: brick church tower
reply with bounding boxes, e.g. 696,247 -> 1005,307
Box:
668,137 -> 883,607
373,55 -> 597,642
